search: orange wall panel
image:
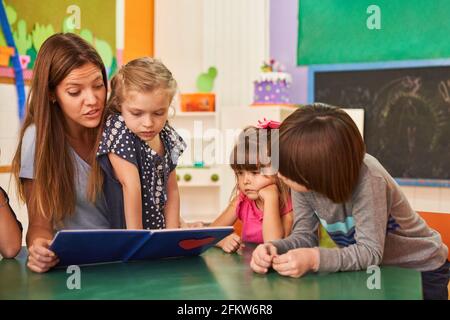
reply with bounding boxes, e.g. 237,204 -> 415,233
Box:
124,0 -> 154,63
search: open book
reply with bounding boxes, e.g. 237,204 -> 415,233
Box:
49,227 -> 234,267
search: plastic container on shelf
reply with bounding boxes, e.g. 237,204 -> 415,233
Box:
180,93 -> 215,112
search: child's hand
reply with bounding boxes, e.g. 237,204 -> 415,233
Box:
180,220 -> 205,228
216,233 -> 242,253
250,243 -> 278,274
27,238 -> 59,273
272,247 -> 320,278
186,221 -> 205,228
179,217 -> 205,228
258,184 -> 279,202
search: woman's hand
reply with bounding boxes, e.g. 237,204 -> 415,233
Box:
216,233 -> 242,253
27,238 -> 59,273
257,184 -> 279,202
250,243 -> 278,274
272,247 -> 320,278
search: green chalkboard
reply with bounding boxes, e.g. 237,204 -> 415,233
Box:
298,0 -> 450,65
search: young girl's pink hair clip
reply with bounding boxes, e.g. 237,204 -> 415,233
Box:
256,118 -> 281,129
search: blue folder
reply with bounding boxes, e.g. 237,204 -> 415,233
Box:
49,227 -> 234,267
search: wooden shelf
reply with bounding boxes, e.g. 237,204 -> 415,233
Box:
0,165 -> 12,173
174,111 -> 216,117
176,166 -> 222,187
178,183 -> 221,188
249,104 -> 298,109
0,66 -> 33,85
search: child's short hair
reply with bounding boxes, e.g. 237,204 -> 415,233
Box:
279,103 -> 365,203
230,126 -> 290,210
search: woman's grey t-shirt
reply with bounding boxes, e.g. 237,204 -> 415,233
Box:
19,125 -> 110,230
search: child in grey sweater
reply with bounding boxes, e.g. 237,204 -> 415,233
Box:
250,103 -> 449,300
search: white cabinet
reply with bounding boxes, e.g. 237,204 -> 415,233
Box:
170,111 -> 222,222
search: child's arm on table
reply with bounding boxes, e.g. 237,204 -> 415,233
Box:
259,184 -> 284,242
109,153 -> 142,229
179,218 -> 205,228
282,211 -> 294,237
164,170 -> 180,229
251,191 -> 319,275
210,197 -> 241,253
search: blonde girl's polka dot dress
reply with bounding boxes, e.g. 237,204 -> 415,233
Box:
97,113 -> 186,230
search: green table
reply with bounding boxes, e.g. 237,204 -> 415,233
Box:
0,247 -> 422,300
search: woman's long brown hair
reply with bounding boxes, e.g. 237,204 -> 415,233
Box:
11,33 -> 107,225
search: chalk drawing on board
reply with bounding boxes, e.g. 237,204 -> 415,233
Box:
314,66 -> 450,181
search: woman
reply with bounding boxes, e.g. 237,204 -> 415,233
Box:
12,33 -> 112,273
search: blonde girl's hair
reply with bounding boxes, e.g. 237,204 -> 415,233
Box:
229,126 -> 291,211
107,57 -> 177,115
88,57 -> 178,201
11,33 -> 108,225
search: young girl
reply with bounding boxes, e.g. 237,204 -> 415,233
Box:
250,103 -> 449,300
96,58 -> 186,230
211,121 -> 293,253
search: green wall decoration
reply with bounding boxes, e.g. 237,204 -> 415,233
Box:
79,28 -> 93,44
2,0 -> 116,72
25,46 -> 36,68
4,0 -> 16,24
0,1 -> 16,46
6,0 -> 115,47
297,0 -> 450,65
95,38 -> 113,73
31,23 -> 55,52
196,67 -> 218,92
13,19 -> 31,55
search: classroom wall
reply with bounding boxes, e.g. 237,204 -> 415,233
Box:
269,0 -> 450,214
269,0 -> 307,104
154,0 -> 269,107
154,0 -> 270,216
154,0 -> 204,94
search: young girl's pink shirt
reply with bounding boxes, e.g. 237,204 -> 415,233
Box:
236,192 -> 292,243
